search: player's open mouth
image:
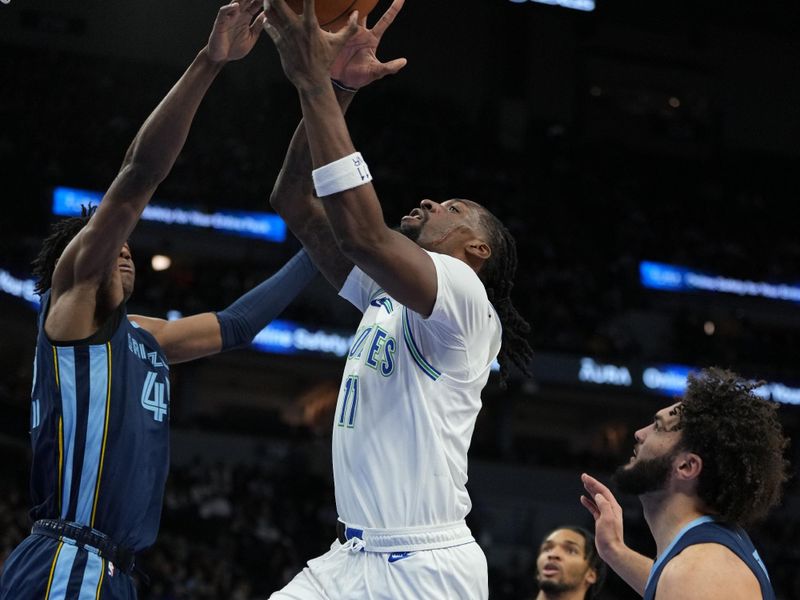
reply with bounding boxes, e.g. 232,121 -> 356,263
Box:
542,563 -> 560,576
402,208 -> 423,221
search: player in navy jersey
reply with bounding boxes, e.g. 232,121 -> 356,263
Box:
580,368 -> 789,600
0,3 -> 318,599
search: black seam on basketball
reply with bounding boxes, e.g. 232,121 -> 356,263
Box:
320,0 -> 358,27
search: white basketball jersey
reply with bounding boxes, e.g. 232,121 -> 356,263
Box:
334,251 -> 502,529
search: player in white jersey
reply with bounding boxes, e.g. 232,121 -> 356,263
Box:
263,1 -> 533,597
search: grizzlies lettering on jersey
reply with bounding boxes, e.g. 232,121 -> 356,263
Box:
335,251 -> 502,529
28,290 -> 170,551
644,518 -> 776,600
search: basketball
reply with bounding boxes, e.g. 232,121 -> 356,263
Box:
285,0 -> 380,31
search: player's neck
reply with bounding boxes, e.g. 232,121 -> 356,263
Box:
535,588 -> 587,600
641,491 -> 707,557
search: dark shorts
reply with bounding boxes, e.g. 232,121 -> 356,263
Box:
1,533 -> 136,600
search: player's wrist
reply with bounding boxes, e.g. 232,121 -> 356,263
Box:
199,46 -> 229,69
312,152 -> 372,197
599,539 -> 632,566
331,78 -> 358,93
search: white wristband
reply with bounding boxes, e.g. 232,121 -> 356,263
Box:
312,152 -> 373,197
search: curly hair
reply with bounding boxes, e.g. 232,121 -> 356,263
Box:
677,367 -> 790,527
32,205 -> 97,295
475,206 -> 534,388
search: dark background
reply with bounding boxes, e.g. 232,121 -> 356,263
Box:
0,0 -> 798,598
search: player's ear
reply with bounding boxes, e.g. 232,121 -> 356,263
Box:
465,239 -> 491,261
585,566 -> 598,585
675,451 -> 703,482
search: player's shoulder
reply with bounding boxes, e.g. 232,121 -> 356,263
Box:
426,251 -> 486,293
426,250 -> 476,272
657,543 -> 761,600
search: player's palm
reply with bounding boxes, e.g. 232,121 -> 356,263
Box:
330,0 -> 407,89
581,473 -> 625,561
207,0 -> 266,63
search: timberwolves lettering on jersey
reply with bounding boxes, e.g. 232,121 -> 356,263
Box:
334,251 -> 502,530
341,315 -> 398,429
28,291 -> 170,552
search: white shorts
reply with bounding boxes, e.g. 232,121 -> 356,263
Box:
269,539 -> 488,600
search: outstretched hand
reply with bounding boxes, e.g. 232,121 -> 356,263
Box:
263,0 -> 360,92
580,473 -> 627,562
206,0 -> 267,64
331,0 -> 407,90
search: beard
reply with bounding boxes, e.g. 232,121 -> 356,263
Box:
398,221 -> 421,242
538,579 -> 574,594
612,450 -> 676,496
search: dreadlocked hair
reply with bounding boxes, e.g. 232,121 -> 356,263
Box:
32,205 -> 97,295
477,207 -> 534,388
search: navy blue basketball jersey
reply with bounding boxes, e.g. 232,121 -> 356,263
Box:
28,291 -> 170,551
644,517 -> 775,600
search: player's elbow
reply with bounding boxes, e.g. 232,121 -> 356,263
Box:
117,160 -> 167,193
119,139 -> 171,188
269,187 -> 288,213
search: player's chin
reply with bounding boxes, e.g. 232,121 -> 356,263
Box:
399,219 -> 422,242
537,574 -> 564,588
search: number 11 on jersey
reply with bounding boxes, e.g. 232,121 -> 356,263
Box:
337,375 -> 359,429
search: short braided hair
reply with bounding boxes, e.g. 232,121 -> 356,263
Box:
32,205 -> 96,295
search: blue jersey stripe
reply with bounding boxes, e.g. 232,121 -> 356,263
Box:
57,347 -> 77,520
402,308 -> 441,381
46,542 -> 78,600
66,346 -> 91,522
76,345 -> 110,524
78,553 -> 104,600
91,343 -> 112,526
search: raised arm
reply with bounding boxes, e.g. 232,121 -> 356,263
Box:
264,0 -> 440,316
269,88 -> 355,289
47,1 -> 266,340
581,473 -> 653,596
268,0 -> 407,290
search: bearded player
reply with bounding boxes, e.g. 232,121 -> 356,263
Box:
581,368 -> 789,600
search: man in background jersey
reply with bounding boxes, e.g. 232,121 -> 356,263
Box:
0,3 -> 318,599
581,368 -> 789,600
534,526 -> 606,600
262,0 -> 533,597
